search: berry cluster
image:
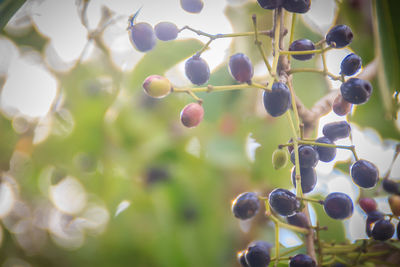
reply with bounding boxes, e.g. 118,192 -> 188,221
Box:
129,1 -> 399,266
359,197 -> 399,241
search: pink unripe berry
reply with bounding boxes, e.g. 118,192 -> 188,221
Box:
359,197 -> 377,213
180,102 -> 204,128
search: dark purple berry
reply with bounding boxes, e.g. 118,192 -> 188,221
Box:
185,56 -> 210,85
371,219 -> 394,241
154,22 -> 179,41
359,197 -> 377,213
257,0 -> 285,10
180,0 -> 204,13
314,136 -> 336,162
382,178 -> 400,195
366,210 -> 384,224
283,0 -> 311,14
322,121 -> 351,141
229,53 -> 254,83
180,103 -> 204,128
340,53 -> 362,76
340,78 -> 373,105
351,159 -> 379,188
326,25 -> 353,48
232,192 -> 260,220
397,221 -> 400,240
129,22 -> 157,52
287,212 -> 310,229
237,250 -> 249,267
289,39 -> 315,61
269,188 -> 300,216
290,145 -> 319,168
248,241 -> 273,253
289,254 -> 316,267
245,242 -> 271,267
291,167 -> 317,194
263,82 -> 292,117
324,192 -> 354,220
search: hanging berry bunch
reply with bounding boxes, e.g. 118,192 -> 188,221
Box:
128,0 -> 400,266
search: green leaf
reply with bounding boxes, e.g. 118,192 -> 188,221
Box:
0,0 -> 26,31
374,0 -> 400,119
126,39 -> 203,93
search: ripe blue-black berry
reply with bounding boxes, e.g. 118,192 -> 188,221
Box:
245,242 -> 271,267
291,167 -> 317,194
269,188 -> 300,216
263,82 -> 292,117
351,159 -> 379,188
289,254 -> 316,267
180,0 -> 204,13
340,53 -> 362,76
326,25 -> 353,48
397,222 -> 400,240
185,56 -> 210,85
322,121 -> 351,141
289,39 -> 315,61
382,178 -> 400,195
180,102 -> 204,128
257,0 -> 284,9
340,78 -> 373,105
229,53 -> 254,83
371,219 -> 394,241
232,192 -> 260,220
248,241 -> 273,253
154,22 -> 179,41
314,136 -> 336,162
237,250 -> 249,267
324,192 -> 354,220
283,0 -> 311,14
290,145 -> 319,168
129,22 -> 157,52
287,212 -> 309,229
359,197 -> 377,213
366,210 -> 384,224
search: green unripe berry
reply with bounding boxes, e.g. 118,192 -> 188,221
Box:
272,148 -> 288,170
142,75 -> 172,98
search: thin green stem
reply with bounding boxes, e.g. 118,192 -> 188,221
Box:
280,46 -> 333,55
287,82 -> 301,136
294,140 -> 359,160
179,25 -> 271,38
196,38 -> 213,56
384,146 -> 400,179
252,14 -> 272,74
288,13 -> 296,61
172,83 -> 264,93
186,90 -> 203,103
288,68 -> 342,81
267,8 -> 282,89
267,206 -> 309,234
297,196 -> 324,205
316,221 -> 323,266
274,223 -> 280,267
